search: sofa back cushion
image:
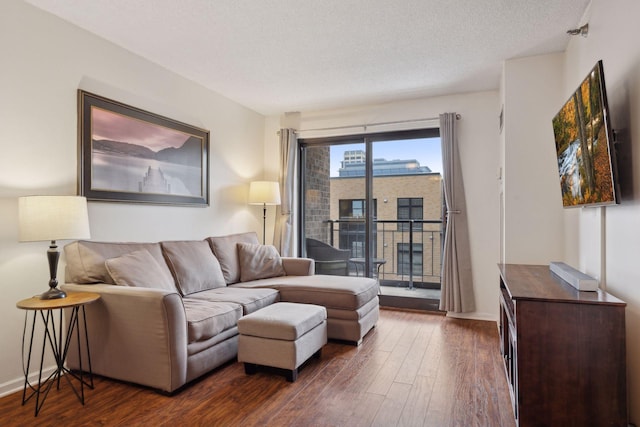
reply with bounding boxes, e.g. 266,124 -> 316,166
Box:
161,240 -> 226,295
105,250 -> 177,291
64,240 -> 172,285
237,243 -> 286,282
206,232 -> 259,284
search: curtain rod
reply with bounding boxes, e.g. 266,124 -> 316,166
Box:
293,114 -> 460,134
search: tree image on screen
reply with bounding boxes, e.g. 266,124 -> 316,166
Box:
552,63 -> 615,207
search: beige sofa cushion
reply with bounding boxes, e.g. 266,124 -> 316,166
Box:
207,232 -> 259,284
105,249 -> 177,291
64,240 -> 172,285
186,287 -> 279,314
237,243 -> 286,282
232,275 -> 379,311
161,240 -> 226,296
182,299 -> 242,343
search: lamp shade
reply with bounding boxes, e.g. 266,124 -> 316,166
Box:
248,181 -> 281,205
19,196 -> 91,242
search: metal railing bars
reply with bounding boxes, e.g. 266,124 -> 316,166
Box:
322,219 -> 443,288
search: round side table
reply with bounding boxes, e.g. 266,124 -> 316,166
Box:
16,291 -> 100,417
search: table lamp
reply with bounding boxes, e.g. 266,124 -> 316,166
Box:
248,181 -> 281,244
19,195 -> 91,299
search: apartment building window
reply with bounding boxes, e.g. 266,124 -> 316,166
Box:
340,199 -> 366,218
339,199 -> 377,257
397,243 -> 423,276
397,197 -> 423,231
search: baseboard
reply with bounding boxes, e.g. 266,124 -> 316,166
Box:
378,295 -> 441,312
445,311 -> 497,322
0,366 -> 57,398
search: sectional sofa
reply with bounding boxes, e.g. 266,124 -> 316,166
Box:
61,232 -> 379,393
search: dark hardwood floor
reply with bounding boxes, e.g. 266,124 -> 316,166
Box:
0,308 -> 516,427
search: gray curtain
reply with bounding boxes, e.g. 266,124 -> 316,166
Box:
275,128 -> 298,257
439,113 -> 475,313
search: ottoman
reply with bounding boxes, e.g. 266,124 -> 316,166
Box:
237,302 -> 327,382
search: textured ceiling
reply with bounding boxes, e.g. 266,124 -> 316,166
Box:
25,0 -> 590,115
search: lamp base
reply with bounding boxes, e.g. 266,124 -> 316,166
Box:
39,287 -> 67,300
40,241 -> 66,299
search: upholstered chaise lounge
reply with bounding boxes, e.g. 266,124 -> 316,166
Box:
61,232 -> 379,393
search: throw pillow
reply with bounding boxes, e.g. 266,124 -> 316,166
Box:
237,243 -> 286,282
161,240 -> 227,295
66,240 -> 171,285
105,249 -> 176,291
206,232 -> 259,284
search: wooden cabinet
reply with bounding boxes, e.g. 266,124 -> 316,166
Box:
498,264 -> 627,427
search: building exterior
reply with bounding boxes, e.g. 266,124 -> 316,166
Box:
338,150 -> 432,177
330,172 -> 443,285
304,148 -> 443,285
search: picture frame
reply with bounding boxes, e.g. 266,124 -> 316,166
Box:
78,90 -> 209,206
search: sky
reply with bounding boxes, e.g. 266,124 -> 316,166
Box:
329,137 -> 442,177
91,107 -> 191,151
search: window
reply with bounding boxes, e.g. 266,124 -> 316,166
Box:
339,199 -> 377,257
397,243 -> 423,276
397,198 -> 423,231
300,128 -> 442,307
340,199 -> 364,218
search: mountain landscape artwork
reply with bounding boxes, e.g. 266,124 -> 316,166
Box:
79,91 -> 209,206
91,107 -> 203,197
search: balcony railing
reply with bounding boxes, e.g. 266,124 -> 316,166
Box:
322,219 -> 443,289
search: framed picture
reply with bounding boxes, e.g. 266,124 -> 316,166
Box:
78,90 -> 209,206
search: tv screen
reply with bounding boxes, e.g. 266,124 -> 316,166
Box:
552,60 -> 619,207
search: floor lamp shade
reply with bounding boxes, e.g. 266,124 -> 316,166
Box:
248,181 -> 281,244
248,181 -> 281,206
19,196 -> 91,299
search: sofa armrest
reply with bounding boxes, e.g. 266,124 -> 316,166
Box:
282,257 -> 314,276
61,283 -> 188,393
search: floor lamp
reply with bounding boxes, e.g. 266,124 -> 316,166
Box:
18,195 -> 91,299
249,181 -> 281,244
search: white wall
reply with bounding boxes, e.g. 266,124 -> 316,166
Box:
561,0 -> 640,421
266,91 -> 501,320
0,0 -> 266,396
501,53 -> 566,265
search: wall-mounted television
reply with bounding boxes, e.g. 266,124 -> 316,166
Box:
552,60 -> 619,208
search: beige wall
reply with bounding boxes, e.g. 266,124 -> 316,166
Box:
0,0 -> 266,396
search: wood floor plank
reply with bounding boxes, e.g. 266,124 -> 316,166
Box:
244,346 -> 353,426
473,320 -> 509,427
395,318 -> 438,385
370,381 -> 413,427
398,374 -> 437,427
422,318 -> 468,427
367,317 -> 422,395
416,317 -> 444,379
0,309 -> 515,427
376,310 -> 409,352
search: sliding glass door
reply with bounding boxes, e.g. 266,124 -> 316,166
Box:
300,129 -> 443,310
